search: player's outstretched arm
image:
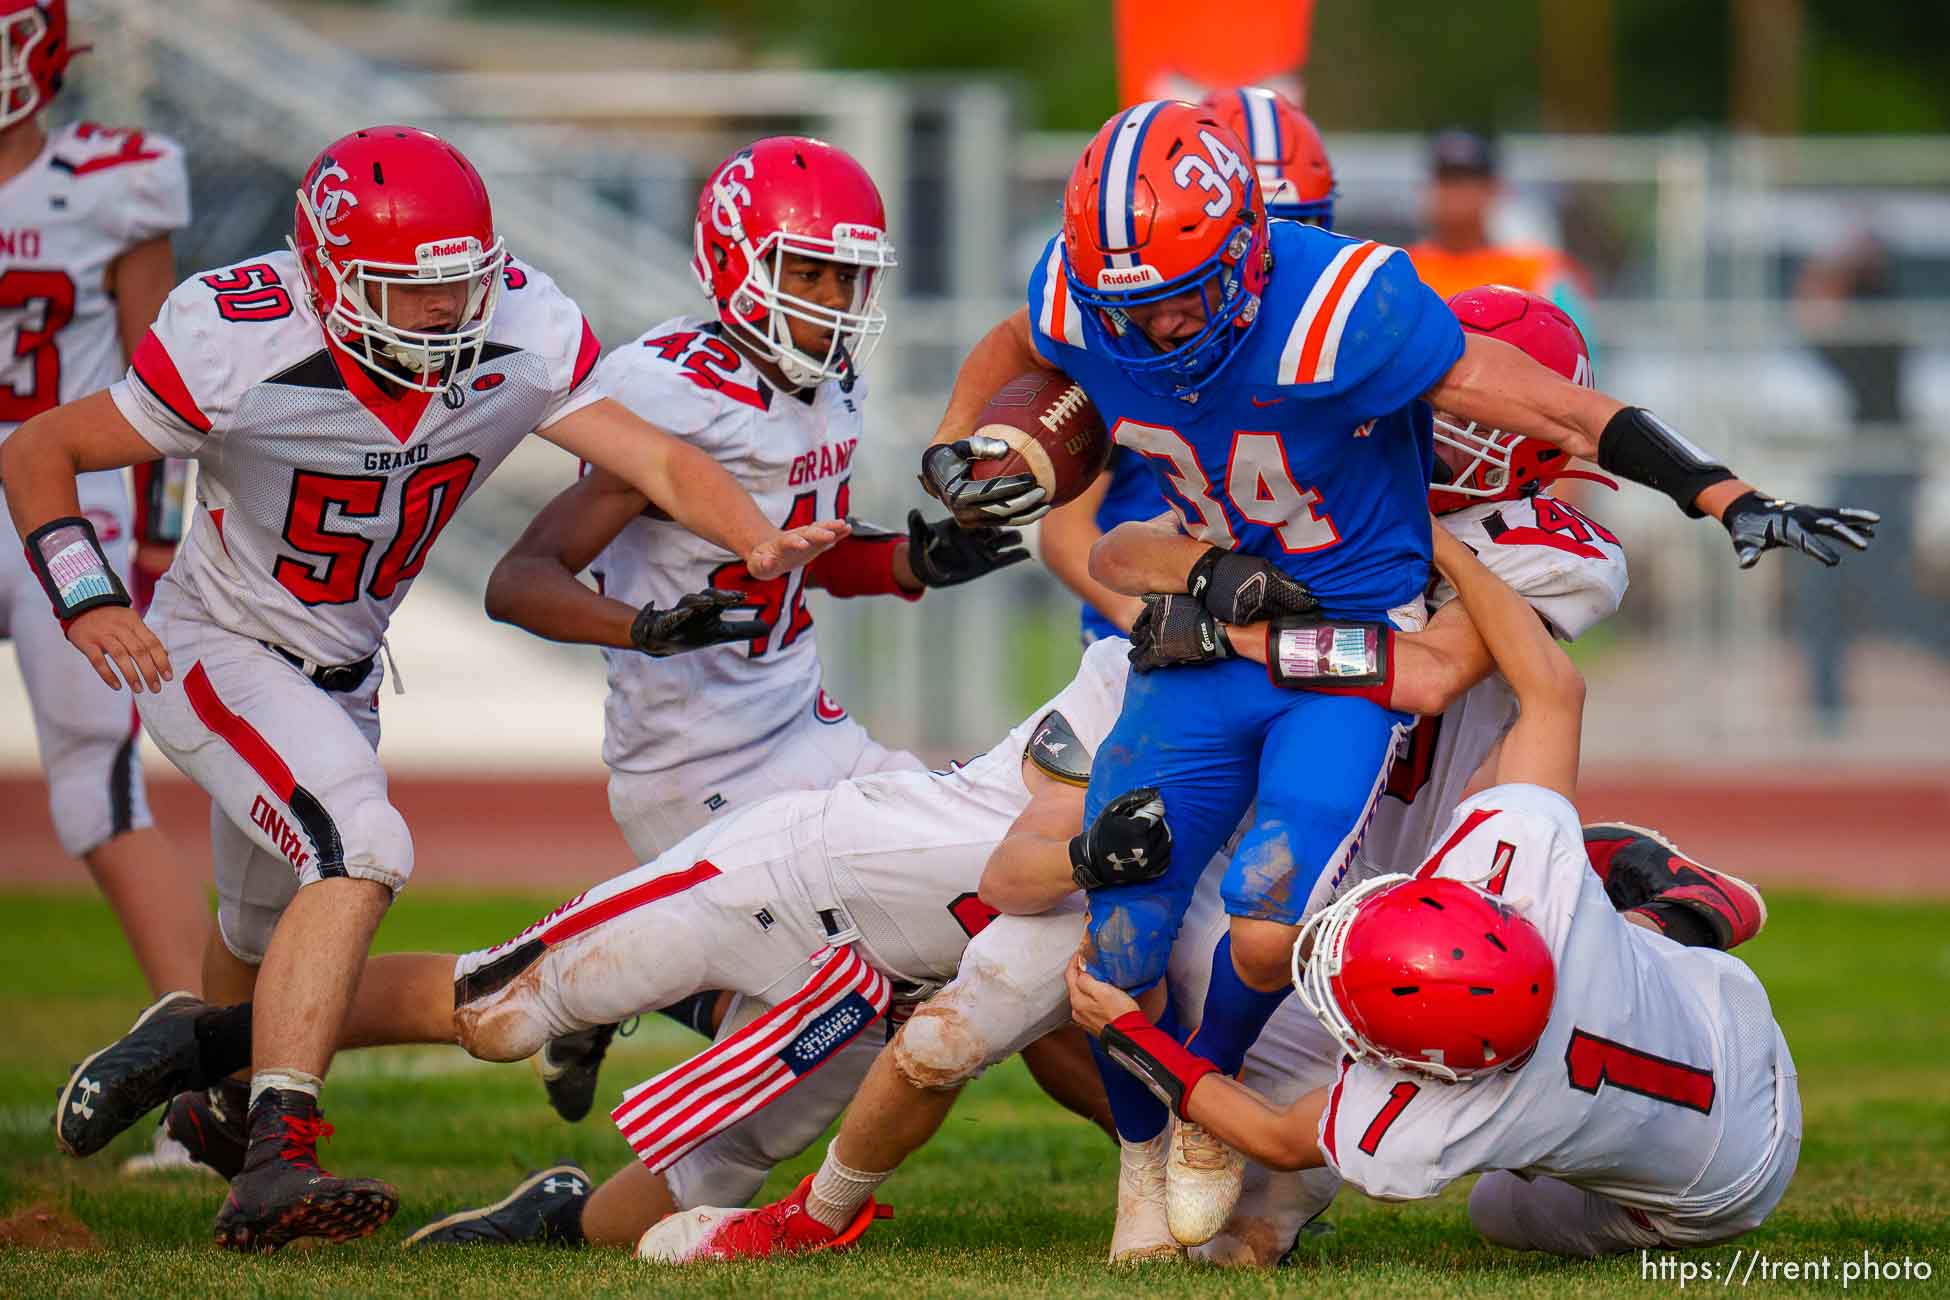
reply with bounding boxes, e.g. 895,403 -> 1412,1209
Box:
485,470 -> 663,648
921,308 -> 1059,525
1066,957 -> 1326,1171
1426,334 -> 1877,568
1430,525 -> 1583,799
1,392 -> 173,692
1089,512 -> 1200,601
1206,598 -> 1495,716
979,766 -> 1090,915
539,397 -> 847,580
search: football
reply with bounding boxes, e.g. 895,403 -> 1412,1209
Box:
967,370 -> 1112,509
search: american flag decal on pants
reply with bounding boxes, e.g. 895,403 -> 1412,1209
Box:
612,944 -> 891,1173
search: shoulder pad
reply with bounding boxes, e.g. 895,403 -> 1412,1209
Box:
1026,708 -> 1092,787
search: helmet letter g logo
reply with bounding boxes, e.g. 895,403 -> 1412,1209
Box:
309,161 -> 360,247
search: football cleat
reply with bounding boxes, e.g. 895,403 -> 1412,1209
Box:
162,1080 -> 251,1180
403,1164 -> 590,1248
55,990 -> 210,1158
213,1089 -> 398,1252
534,1023 -> 617,1123
635,1174 -> 885,1263
1109,1131 -> 1182,1264
118,1120 -> 221,1179
1583,822 -> 1768,949
1165,1119 -> 1244,1247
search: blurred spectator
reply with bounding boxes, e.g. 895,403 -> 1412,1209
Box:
1790,226 -> 1948,730
1407,128 -> 1592,319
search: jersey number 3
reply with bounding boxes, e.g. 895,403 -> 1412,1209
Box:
0,269 -> 77,421
277,455 -> 480,605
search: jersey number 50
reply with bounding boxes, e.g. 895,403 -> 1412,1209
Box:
277,455 -> 480,605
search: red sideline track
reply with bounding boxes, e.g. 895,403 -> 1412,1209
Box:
1,770 -> 1945,897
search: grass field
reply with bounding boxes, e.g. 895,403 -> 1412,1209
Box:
2,887 -> 1945,1298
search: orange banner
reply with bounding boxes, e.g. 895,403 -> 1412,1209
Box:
1113,0 -> 1314,107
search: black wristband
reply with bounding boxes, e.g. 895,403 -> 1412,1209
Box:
1595,407 -> 1734,518
24,515 -> 132,625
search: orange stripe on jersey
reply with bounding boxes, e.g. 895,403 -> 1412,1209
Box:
571,315 -> 602,391
131,330 -> 211,434
1293,241 -> 1384,383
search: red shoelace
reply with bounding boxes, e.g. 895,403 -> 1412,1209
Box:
277,1114 -> 335,1170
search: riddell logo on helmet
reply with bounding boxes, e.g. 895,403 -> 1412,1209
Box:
1096,265 -> 1162,289
831,223 -> 885,246
418,238 -> 480,260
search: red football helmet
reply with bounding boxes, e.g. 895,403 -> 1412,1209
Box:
288,126 -> 507,393
1295,873 -> 1556,1082
0,0 -> 76,129
1430,284 -> 1616,513
1061,99 -> 1269,398
1197,86 -> 1335,227
691,136 -> 895,389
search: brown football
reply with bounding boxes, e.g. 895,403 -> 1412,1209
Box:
967,370 -> 1111,509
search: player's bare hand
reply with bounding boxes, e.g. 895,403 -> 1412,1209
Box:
1066,952 -> 1139,1037
746,518 -> 850,581
66,605 -> 172,693
1720,492 -> 1879,569
919,438 -> 1049,527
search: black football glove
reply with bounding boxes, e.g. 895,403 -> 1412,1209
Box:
1128,594 -> 1234,674
1069,787 -> 1172,890
631,588 -> 770,657
1185,546 -> 1319,623
919,438 -> 1050,526
905,509 -> 1029,588
1720,491 -> 1879,569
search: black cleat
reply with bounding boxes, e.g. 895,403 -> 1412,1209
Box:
535,1023 -> 617,1123
402,1164 -> 591,1248
212,1088 -> 397,1252
164,1079 -> 251,1180
56,991 -> 210,1158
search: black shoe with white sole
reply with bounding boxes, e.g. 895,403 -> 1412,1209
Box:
536,1024 -> 618,1123
55,991 -> 211,1158
403,1164 -> 591,1248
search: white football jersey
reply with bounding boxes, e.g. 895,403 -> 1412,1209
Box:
819,636 -> 1131,983
1319,783 -> 1791,1218
0,122 -> 189,440
1356,492 -> 1627,877
590,315 -> 872,777
109,251 -> 604,665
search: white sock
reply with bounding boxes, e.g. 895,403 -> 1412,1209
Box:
249,1068 -> 323,1108
1122,1129 -> 1171,1173
806,1148 -> 891,1232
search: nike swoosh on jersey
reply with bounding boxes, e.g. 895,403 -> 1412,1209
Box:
1249,395 -> 1286,407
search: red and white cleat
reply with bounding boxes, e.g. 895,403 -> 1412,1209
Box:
635,1174 -> 886,1263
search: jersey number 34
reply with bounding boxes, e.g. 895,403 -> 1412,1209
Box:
1114,418 -> 1340,553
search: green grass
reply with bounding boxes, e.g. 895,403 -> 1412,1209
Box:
2,888 -> 1946,1297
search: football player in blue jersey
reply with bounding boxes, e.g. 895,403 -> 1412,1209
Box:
1039,87 -> 1338,646
922,98 -> 1875,1244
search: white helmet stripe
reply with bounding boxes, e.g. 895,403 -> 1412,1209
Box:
1243,87 -> 1282,165
1099,99 -> 1165,266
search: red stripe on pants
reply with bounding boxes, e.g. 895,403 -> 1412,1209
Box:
540,860 -> 722,946
183,661 -> 297,800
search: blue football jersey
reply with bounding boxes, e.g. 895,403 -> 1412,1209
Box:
1028,220 -> 1462,620
1076,447 -> 1167,642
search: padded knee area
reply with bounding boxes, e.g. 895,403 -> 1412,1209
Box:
892,1003 -> 985,1092
340,799 -> 414,890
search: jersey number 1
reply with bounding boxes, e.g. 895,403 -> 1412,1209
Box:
1564,1028 -> 1716,1114
277,455 -> 480,605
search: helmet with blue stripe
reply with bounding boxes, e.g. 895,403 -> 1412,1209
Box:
1060,99 -> 1269,399
1198,86 -> 1336,228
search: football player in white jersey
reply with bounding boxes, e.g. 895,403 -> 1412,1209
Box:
0,0 -> 207,1004
1068,515 -> 1797,1261
45,634 -> 1170,1254
482,137 -> 1024,1119
10,124 -> 844,1252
